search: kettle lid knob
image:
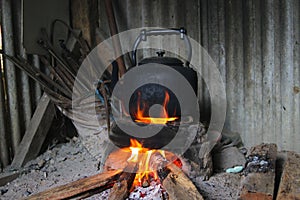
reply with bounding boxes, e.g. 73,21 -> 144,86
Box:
156,51 -> 165,57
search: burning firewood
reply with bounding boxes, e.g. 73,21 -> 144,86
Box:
24,169 -> 121,200
162,163 -> 204,200
25,139 -> 204,200
108,162 -> 137,200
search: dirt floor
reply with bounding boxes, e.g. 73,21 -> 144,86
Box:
0,137 -> 100,199
0,137 -> 241,200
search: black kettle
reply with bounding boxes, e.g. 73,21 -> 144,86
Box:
109,28 -> 198,148
129,28 -> 198,121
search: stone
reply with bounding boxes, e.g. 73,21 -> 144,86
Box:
1,188 -> 8,195
37,159 -> 46,169
194,173 -> 241,200
221,129 -> 244,148
213,146 -> 246,172
197,141 -> 213,180
44,156 -> 51,161
24,190 -> 32,196
276,151 -> 300,199
239,143 -> 277,200
72,136 -> 78,142
57,157 -> 67,162
183,124 -> 215,180
50,159 -> 55,165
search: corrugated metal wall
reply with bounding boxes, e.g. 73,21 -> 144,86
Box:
0,0 -> 299,170
99,0 -> 300,152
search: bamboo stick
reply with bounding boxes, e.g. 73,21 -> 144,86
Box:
32,55 -> 42,107
99,81 -> 110,132
39,56 -> 73,95
18,55 -> 73,98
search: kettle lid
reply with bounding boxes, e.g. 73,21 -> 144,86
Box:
138,51 -> 183,66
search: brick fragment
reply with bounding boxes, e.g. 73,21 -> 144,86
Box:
276,151 -> 300,200
239,143 -> 277,200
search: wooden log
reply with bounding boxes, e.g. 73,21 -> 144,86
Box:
162,163 -> 204,200
103,148 -> 131,172
25,169 -> 121,200
108,163 -> 137,200
276,151 -> 300,199
103,148 -> 180,172
108,179 -> 130,200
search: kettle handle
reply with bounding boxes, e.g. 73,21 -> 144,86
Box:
131,28 -> 192,66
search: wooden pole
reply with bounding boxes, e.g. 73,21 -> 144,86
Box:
15,0 -> 32,130
0,55 -> 9,167
1,0 -> 21,154
104,0 -> 126,77
11,94 -> 55,168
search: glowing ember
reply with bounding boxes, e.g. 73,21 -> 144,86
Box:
134,91 -> 178,124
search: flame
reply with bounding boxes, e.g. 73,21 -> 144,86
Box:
108,139 -> 183,189
134,91 -> 178,124
127,139 -> 146,163
126,139 -> 161,186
